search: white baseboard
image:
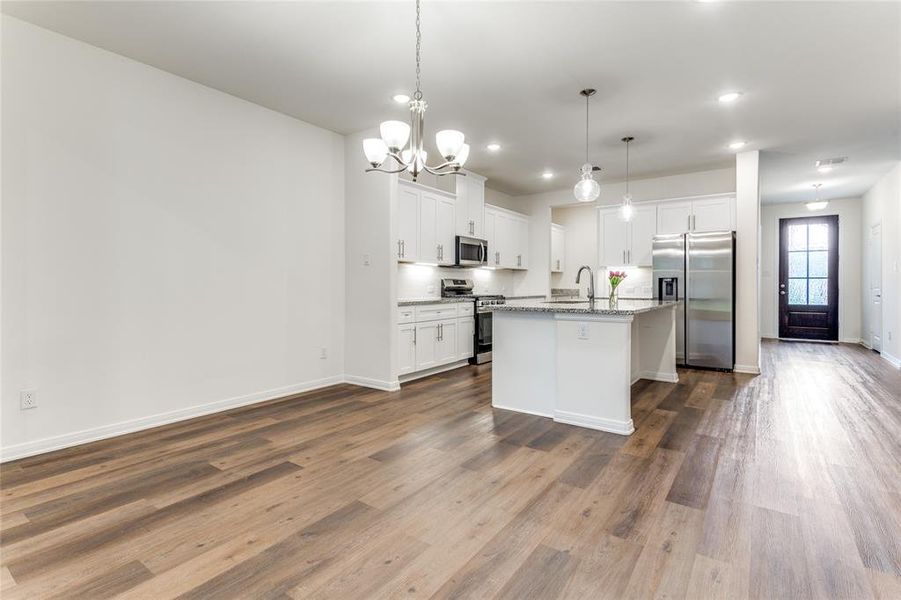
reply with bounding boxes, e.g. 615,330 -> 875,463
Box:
344,374 -> 400,392
0,375 -> 344,463
397,360 -> 470,385
734,364 -> 761,375
840,337 -> 861,345
491,403 -> 553,419
553,410 -> 634,436
860,340 -> 873,350
639,370 -> 679,383
882,352 -> 901,369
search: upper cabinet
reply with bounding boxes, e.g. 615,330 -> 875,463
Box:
551,224 -> 565,273
455,172 -> 486,238
484,204 -> 530,270
656,195 -> 735,234
396,181 -> 456,265
598,204 -> 656,267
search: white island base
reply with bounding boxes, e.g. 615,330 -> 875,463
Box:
491,302 -> 678,435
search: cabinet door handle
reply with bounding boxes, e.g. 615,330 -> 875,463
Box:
413,327 -> 417,344
398,240 -> 402,258
401,240 -> 405,257
687,215 -> 691,231
495,251 -> 500,265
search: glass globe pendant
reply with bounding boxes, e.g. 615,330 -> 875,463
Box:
574,164 -> 600,202
574,89 -> 600,203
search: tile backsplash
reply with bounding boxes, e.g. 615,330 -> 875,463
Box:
397,264 -> 514,299
602,267 -> 654,298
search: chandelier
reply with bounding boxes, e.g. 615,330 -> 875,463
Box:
362,0 -> 468,181
573,88 -> 601,202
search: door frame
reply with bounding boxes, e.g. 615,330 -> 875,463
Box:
777,214 -> 839,341
867,221 -> 883,351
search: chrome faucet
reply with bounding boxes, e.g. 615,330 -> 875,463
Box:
575,265 -> 595,301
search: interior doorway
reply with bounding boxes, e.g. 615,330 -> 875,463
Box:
778,215 -> 839,340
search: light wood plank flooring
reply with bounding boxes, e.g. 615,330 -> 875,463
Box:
2,340 -> 900,599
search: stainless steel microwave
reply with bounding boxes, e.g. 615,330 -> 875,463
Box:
455,235 -> 488,267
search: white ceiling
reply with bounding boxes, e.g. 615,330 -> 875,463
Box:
4,1 -> 899,202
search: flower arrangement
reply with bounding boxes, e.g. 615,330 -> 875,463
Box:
608,270 -> 627,301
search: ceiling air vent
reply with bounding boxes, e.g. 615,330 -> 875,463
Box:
815,157 -> 847,167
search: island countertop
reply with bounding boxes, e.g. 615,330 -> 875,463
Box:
488,297 -> 681,316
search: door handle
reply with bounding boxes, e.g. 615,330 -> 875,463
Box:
780,291 -> 786,295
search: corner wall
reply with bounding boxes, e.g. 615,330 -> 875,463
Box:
861,163 -> 901,366
1,17 -> 347,459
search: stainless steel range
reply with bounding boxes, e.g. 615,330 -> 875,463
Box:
440,278 -> 505,365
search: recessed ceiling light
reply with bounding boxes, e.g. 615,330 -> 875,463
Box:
392,94 -> 410,104
718,91 -> 742,103
728,140 -> 747,150
486,143 -> 502,152
817,165 -> 833,174
542,172 -> 555,179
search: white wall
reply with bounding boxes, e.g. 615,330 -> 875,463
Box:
760,198 -> 862,342
861,163 -> 901,366
397,264 -> 515,299
735,151 -> 760,374
1,18 -> 346,459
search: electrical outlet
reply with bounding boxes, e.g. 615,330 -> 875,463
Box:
577,323 -> 590,340
362,254 -> 371,266
20,389 -> 37,410
319,347 -> 328,360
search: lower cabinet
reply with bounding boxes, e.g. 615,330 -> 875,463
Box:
457,316 -> 475,360
397,303 -> 474,377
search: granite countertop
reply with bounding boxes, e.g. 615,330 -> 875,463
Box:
397,297 -> 473,306
489,297 -> 681,316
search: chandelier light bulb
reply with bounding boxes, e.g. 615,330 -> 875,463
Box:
363,138 -> 389,167
435,130 -> 465,161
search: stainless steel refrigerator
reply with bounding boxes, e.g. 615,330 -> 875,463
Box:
652,231 -> 735,371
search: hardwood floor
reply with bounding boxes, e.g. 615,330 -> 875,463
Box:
2,340 -> 900,599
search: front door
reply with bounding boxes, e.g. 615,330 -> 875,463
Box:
778,215 -> 839,340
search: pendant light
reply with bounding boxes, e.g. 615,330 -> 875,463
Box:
806,183 -> 828,211
573,89 -> 601,202
620,136 -> 634,222
362,0 -> 468,181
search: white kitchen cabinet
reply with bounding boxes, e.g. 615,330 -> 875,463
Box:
457,317 -> 474,360
436,196 -> 456,265
414,321 -> 440,370
551,224 -> 565,273
599,208 -> 630,266
630,204 -> 657,266
456,172 -> 486,237
397,185 -> 420,261
598,203 -> 657,267
513,215 -> 529,269
691,195 -> 734,232
397,181 -> 456,264
484,204 -> 530,270
656,196 -> 735,234
397,323 -> 416,375
435,318 -> 458,364
656,200 -> 692,236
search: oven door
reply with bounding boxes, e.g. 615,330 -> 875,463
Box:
456,236 -> 487,267
473,310 -> 493,363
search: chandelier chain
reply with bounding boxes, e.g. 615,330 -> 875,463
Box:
414,0 -> 423,100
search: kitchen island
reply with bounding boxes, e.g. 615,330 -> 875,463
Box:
488,298 -> 680,435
